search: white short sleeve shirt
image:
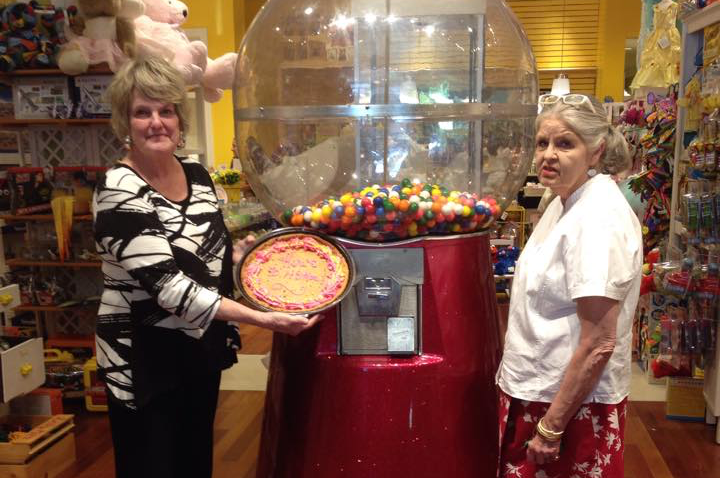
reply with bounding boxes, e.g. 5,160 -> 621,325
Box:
497,174 -> 642,404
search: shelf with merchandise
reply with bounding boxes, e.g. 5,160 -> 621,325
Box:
0,118 -> 110,127
14,300 -> 99,313
0,64 -> 114,128
45,334 -> 95,354
0,214 -> 93,223
1,189 -> 100,269
6,259 -> 101,269
0,64 -> 113,78
668,7 -> 720,444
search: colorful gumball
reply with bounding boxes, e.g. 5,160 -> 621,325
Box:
280,178 -> 503,241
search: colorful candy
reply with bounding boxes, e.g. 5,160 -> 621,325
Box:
281,179 -> 503,242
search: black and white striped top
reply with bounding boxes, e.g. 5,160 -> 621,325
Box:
93,156 -> 239,409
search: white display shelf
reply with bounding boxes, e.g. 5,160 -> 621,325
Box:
489,238 -> 514,247
672,7 -> 720,444
684,1 -> 720,34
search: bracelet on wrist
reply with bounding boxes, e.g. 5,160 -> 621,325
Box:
536,418 -> 563,442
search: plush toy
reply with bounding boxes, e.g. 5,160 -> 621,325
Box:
57,0 -> 144,75
134,0 -> 237,102
0,1 -> 68,71
493,246 -> 520,276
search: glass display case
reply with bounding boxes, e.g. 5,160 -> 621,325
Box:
234,0 -> 537,241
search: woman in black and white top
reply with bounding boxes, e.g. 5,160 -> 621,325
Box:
93,55 -> 320,478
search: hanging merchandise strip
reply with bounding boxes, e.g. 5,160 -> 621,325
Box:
644,258 -> 719,379
626,91 -> 678,256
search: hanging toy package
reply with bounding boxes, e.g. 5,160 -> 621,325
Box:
691,262 -> 719,359
662,257 -> 695,296
683,193 -> 701,244
700,193 -> 716,242
687,128 -> 704,170
704,116 -> 718,173
657,305 -> 690,373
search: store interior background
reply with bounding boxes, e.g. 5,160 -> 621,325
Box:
213,4 -> 718,477
0,0 -> 643,175
160,2 -> 720,475
179,0 -> 641,170
218,0 -> 656,393
0,0 -> 716,477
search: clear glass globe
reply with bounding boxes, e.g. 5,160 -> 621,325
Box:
234,0 -> 537,241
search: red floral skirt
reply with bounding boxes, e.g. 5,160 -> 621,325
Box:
498,390 -> 627,478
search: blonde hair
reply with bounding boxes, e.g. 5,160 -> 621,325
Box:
536,96 -> 631,175
108,55 -> 189,140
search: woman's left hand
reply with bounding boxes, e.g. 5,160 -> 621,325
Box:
232,235 -> 256,264
526,434 -> 561,465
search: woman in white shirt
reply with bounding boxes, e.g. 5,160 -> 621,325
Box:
496,94 -> 642,478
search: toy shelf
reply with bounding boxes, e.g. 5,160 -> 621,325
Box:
14,305 -> 94,313
5,259 -> 101,269
0,119 -> 110,127
45,334 -> 95,353
0,65 -> 113,77
0,215 -> 93,222
671,5 -> 720,445
684,1 -> 720,34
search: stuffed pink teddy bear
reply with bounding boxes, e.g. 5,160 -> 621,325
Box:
134,0 -> 237,102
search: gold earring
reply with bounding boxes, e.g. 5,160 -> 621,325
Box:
178,132 -> 186,150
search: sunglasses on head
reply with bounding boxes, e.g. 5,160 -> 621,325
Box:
538,94 -> 597,114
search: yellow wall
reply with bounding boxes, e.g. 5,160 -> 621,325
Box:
234,1 -> 246,50
183,0 -> 238,168
183,0 -> 267,168
237,0 -> 267,48
596,0 -> 642,100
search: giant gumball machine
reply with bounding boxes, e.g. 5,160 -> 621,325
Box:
233,0 -> 537,476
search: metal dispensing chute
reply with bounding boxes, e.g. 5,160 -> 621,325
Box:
234,0 -> 537,476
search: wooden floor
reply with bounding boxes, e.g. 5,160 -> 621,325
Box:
55,324 -> 720,478
56,397 -> 720,478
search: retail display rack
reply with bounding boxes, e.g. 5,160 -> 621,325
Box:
670,1 -> 720,444
0,62 -> 213,416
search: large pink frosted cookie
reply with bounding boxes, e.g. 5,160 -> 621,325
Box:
240,233 -> 351,313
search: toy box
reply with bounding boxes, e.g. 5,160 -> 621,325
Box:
82,357 -> 107,412
666,377 -> 706,421
7,167 -> 53,215
636,292 -> 682,362
73,75 -> 112,117
0,414 -> 75,478
12,77 -> 72,120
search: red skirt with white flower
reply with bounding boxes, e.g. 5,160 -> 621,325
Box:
497,390 -> 627,478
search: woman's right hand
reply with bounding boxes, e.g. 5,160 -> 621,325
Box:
255,311 -> 323,336
215,297 -> 324,335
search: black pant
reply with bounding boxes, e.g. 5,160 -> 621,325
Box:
107,369 -> 222,478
